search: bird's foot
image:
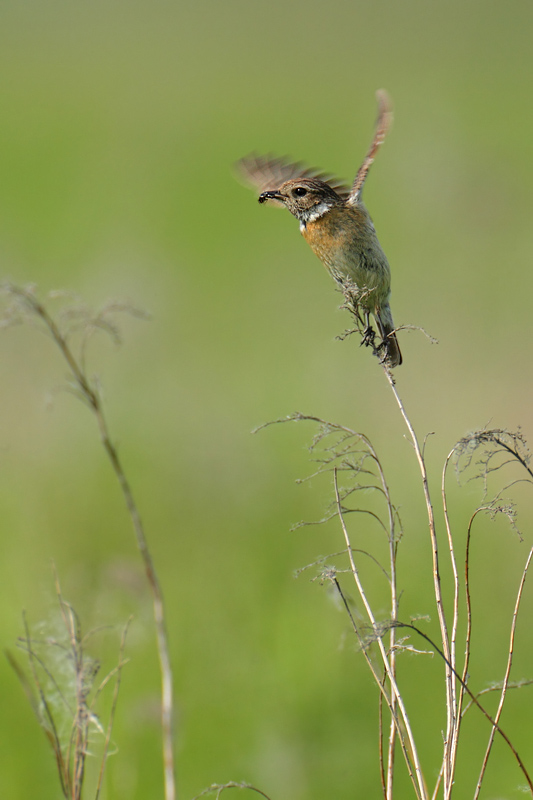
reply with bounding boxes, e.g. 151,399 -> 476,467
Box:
360,326 -> 376,349
376,340 -> 389,362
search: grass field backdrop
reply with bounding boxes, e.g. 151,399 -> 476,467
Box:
1,1 -> 533,798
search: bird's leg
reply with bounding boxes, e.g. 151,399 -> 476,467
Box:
360,311 -> 376,349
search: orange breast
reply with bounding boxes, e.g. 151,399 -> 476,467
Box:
301,205 -> 391,307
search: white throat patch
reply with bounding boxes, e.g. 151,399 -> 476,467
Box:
299,202 -> 331,231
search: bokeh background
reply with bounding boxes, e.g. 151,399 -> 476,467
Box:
1,1 -> 533,798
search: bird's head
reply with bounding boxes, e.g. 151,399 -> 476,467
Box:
259,178 -> 345,224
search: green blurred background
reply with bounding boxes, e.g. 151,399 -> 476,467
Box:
1,0 -> 533,797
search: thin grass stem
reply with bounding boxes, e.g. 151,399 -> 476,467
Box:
383,369 -> 456,796
5,285 -> 176,800
334,470 -> 427,800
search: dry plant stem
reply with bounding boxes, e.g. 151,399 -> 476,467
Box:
378,682 -> 386,797
493,436 -> 533,480
441,429 -> 533,792
462,508 -> 477,788
384,501 -> 398,799
430,765 -> 445,800
14,570 -> 131,800
96,411 -> 176,800
54,578 -> 92,800
383,369 -> 456,796
394,621 -> 533,794
441,450 -> 462,776
363,419 -> 400,799
334,470 -> 427,800
334,577 -> 425,800
378,669 -> 394,799
472,539 -> 533,798
23,612 -> 69,796
94,620 -> 131,799
376,459 -> 398,799
58,597 -> 88,799
464,680 -> 533,708
12,288 -> 176,800
263,414 -> 399,798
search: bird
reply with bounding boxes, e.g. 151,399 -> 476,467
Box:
237,90 -> 402,368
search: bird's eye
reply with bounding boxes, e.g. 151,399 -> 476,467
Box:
293,187 -> 308,197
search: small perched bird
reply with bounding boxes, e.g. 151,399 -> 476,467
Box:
237,90 -> 402,368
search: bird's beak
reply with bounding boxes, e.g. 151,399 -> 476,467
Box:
258,189 -> 286,204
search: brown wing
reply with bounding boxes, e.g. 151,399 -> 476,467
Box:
236,154 -> 349,200
348,90 -> 393,206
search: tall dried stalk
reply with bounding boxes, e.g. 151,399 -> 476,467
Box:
8,570 -> 130,799
332,469 -> 425,800
383,370 -> 456,797
256,413 -> 425,800
2,284 -> 176,800
383,369 -> 533,797
447,429 -> 533,797
262,358 -> 533,798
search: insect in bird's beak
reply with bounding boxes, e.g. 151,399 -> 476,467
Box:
258,190 -> 285,204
